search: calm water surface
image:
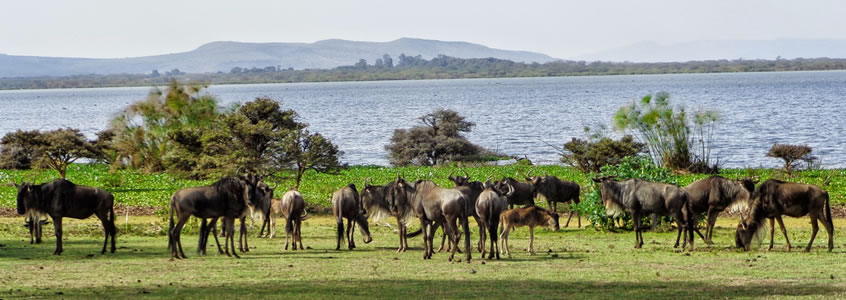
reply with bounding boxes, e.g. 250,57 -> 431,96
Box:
1,71 -> 845,168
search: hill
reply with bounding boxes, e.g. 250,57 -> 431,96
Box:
0,38 -> 558,78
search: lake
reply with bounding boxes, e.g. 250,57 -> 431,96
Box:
1,71 -> 845,168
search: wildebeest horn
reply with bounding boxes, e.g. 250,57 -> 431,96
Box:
448,170 -> 455,180
462,169 -> 469,178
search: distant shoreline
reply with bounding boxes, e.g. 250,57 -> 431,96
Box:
2,56 -> 845,91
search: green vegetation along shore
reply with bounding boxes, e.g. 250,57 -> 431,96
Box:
2,164 -> 844,212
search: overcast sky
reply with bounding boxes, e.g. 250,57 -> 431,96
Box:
1,0 -> 844,59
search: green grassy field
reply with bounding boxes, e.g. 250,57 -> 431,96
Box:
0,215 -> 844,299
2,164 -> 845,211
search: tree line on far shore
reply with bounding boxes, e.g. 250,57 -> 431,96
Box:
4,55 -> 846,90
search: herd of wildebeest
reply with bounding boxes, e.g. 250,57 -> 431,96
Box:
9,169 -> 835,262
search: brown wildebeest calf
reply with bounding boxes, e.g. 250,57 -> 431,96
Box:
332,184 -> 373,250
593,177 -> 694,250
499,206 -> 559,257
685,176 -> 756,245
476,180 -> 508,259
14,179 -> 116,255
735,179 -> 833,252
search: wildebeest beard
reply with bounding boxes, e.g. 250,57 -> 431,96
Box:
600,181 -> 625,217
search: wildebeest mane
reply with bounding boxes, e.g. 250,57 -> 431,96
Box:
361,184 -> 393,222
212,177 -> 248,211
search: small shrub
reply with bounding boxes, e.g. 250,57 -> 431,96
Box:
0,130 -> 44,169
767,144 -> 815,175
561,134 -> 645,173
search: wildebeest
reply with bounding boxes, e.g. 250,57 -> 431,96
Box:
447,170 -> 486,252
684,176 -> 755,244
735,179 -> 833,252
196,179 -> 271,255
476,180 -> 508,259
361,178 -> 423,252
386,178 -> 472,262
332,184 -> 373,250
496,177 -> 535,209
528,175 -> 581,227
279,190 -> 309,250
499,206 -> 559,257
592,177 -> 694,250
168,175 -> 258,259
14,179 -> 116,255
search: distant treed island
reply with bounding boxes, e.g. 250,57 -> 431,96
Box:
3,55 -> 846,90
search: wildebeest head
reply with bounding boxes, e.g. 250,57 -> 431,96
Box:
360,178 -> 389,218
239,174 -> 263,206
355,212 -> 373,244
14,182 -> 34,215
548,210 -> 560,231
385,176 -> 411,213
592,177 -> 624,217
448,170 -> 471,187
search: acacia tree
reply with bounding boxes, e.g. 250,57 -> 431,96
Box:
767,144 -> 815,174
224,97 -> 299,173
385,108 -> 480,166
269,126 -> 343,189
36,128 -> 95,178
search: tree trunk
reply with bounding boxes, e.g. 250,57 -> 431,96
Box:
295,166 -> 304,189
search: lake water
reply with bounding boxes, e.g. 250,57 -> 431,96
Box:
1,71 -> 845,168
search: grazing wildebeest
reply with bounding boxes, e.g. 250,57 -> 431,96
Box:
332,184 -> 373,250
169,175 -> 258,259
14,179 -> 116,255
528,175 -> 581,227
592,177 -> 694,250
499,206 -> 559,257
361,178 -> 422,252
279,190 -> 309,250
684,176 -> 756,244
735,179 -> 833,252
476,180 -> 508,259
496,177 -> 536,209
387,178 -> 472,262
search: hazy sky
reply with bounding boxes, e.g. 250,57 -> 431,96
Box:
1,0 -> 844,59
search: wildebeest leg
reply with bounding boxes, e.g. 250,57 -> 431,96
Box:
239,217 -> 249,253
767,218 -> 776,251
565,205 -> 575,228
776,216 -> 791,251
96,211 -> 111,254
335,217 -> 344,250
285,218 -> 292,250
198,219 -> 209,255
171,214 -> 190,258
209,218 -> 224,254
396,217 -> 404,252
674,219 -> 683,248
489,218 -> 499,259
225,218 -> 240,258
52,217 -> 63,255
445,216 -> 459,261
529,226 -> 536,255
705,208 -> 718,244
632,212 -> 642,249
296,219 -> 304,250
500,224 -> 511,258
805,215 -> 819,252
462,215 -> 471,263
478,218 -> 487,258
347,218 -> 356,249
436,222 -> 447,252
269,215 -> 276,239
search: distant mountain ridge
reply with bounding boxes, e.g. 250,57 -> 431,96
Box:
576,39 -> 846,62
0,38 -> 558,78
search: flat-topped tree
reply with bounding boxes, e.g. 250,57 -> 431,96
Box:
36,128 -> 95,179
767,144 -> 816,175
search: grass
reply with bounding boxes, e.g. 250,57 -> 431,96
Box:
0,215 -> 845,299
2,164 -> 845,211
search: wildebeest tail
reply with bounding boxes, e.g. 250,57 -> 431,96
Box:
167,198 -> 175,250
286,213 -> 295,235
406,228 -> 423,238
824,191 -> 832,224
